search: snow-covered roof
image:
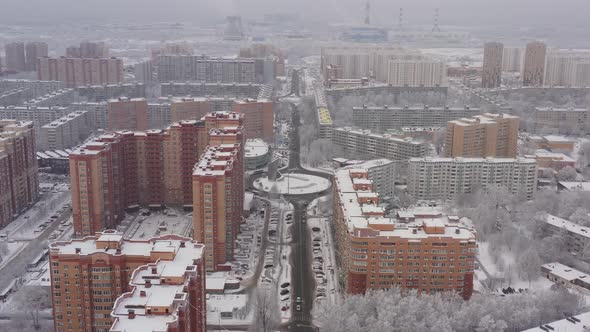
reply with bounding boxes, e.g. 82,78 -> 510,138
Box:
521,311 -> 590,332
334,168 -> 476,241
533,150 -> 575,162
244,139 -> 269,158
543,215 -> 590,239
558,182 -> 590,192
110,240 -> 205,332
542,262 -> 590,282
543,135 -> 575,143
409,157 -> 536,164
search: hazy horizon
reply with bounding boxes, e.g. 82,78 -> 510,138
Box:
1,0 -> 588,29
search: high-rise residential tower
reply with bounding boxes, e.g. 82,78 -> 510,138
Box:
523,41 -> 547,86
482,42 -> 503,88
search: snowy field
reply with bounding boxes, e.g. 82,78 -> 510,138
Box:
254,173 -> 331,195
206,294 -> 253,327
476,242 -> 554,293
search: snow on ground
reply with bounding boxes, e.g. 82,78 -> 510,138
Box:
477,242 -> 553,293
254,173 -> 331,195
207,294 -> 253,327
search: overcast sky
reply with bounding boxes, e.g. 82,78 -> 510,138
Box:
1,0 -> 588,28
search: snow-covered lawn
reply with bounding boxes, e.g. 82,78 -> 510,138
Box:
254,173 -> 331,195
477,242 -> 553,293
123,210 -> 192,240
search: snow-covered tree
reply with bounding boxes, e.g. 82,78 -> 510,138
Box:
516,248 -> 543,287
557,166 -> 578,181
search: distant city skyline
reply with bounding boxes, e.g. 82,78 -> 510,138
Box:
1,0 -> 589,30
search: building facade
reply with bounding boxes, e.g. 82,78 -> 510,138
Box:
48,232 -> 206,332
533,107 -> 590,134
232,99 -> 273,142
445,113 -> 519,158
107,98 -> 149,131
407,157 -> 538,201
5,42 -> 26,72
502,47 -> 523,73
25,42 -> 49,71
540,214 -> 590,256
544,51 -> 590,87
387,59 -> 447,87
522,41 -> 547,87
352,105 -> 481,132
333,168 -> 477,299
37,57 -> 124,88
332,127 -> 427,161
0,120 -> 38,228
39,111 -> 91,151
158,56 -> 256,83
69,112 -> 245,237
482,42 -> 503,88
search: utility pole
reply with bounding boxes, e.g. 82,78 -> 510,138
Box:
432,8 -> 441,32
364,0 -> 371,25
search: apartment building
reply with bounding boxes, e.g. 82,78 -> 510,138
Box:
318,108 -> 333,139
5,42 -> 26,71
523,41 -> 547,87
482,42 -> 503,88
332,127 -> 427,161
39,111 -> 91,151
0,105 -> 71,136
0,87 -> 29,106
353,105 -> 481,133
540,214 -> 590,256
66,41 -> 109,58
541,262 -> 590,296
544,51 -> 590,87
23,88 -> 78,107
69,112 -> 245,237
134,61 -> 154,84
533,107 -> 590,134
0,79 -> 65,99
445,113 -> 519,158
25,42 -> 49,71
170,98 -> 213,122
387,59 -> 447,87
48,232 -> 206,332
37,57 -> 124,88
320,46 -> 423,83
407,157 -> 538,201
341,159 -> 396,199
76,83 -> 146,102
158,56 -> 256,83
502,47 -> 523,73
192,143 -> 243,272
333,168 -> 477,299
107,98 -> 149,131
0,120 -> 38,227
233,99 -> 273,142
160,82 -> 264,99
70,102 -> 108,129
147,102 -> 172,129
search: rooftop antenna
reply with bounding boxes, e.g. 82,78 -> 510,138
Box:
398,8 -> 404,31
432,8 -> 441,32
364,0 -> 371,25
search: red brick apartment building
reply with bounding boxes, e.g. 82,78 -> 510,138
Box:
0,120 -> 38,228
333,168 -> 477,300
107,98 -> 149,131
69,112 -> 244,237
49,231 -> 206,332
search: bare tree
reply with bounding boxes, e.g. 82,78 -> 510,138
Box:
14,286 -> 52,330
516,248 -> 542,287
250,288 -> 279,332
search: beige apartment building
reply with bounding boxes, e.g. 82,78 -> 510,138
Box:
522,41 -> 547,87
37,57 -> 123,88
482,42 -> 503,88
533,107 -> 590,134
444,113 -> 519,158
